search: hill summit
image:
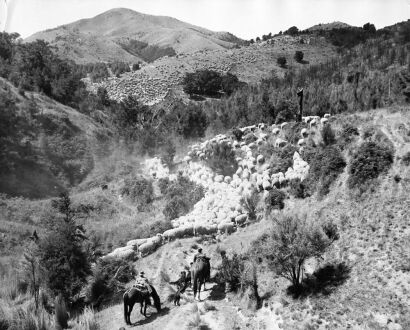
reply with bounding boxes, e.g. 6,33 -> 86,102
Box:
25,8 -> 244,64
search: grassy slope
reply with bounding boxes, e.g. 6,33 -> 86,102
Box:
94,106 -> 410,329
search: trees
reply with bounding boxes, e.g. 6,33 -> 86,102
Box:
254,214 -> 338,288
294,51 -> 304,63
39,193 -> 91,302
277,56 -> 287,68
285,26 -> 299,36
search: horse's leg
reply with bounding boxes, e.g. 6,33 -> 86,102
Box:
128,301 -> 134,325
140,301 -> 144,315
197,280 -> 202,301
143,300 -> 147,317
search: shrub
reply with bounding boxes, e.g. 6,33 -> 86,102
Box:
347,141 -> 394,189
269,144 -> 298,174
251,214 -> 338,288
289,178 -> 308,199
240,190 -> 260,221
55,295 -> 69,330
277,57 -> 287,68
162,174 -> 204,220
119,176 -> 154,211
337,123 -> 359,149
320,124 -> 336,146
265,188 -> 286,213
204,140 -> 238,176
305,145 -> 346,196
402,152 -> 410,166
232,127 -> 244,141
85,258 -> 136,307
294,51 -> 304,63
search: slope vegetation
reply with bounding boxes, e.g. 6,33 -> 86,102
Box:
25,8 -> 244,64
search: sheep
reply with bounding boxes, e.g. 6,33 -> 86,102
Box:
224,176 -> 232,184
275,138 -> 287,148
257,155 -> 265,164
126,238 -> 148,247
262,179 -> 272,190
139,241 -> 156,256
320,118 -> 329,125
309,119 -> 318,129
215,175 -> 224,183
217,222 -> 236,234
324,113 -> 331,118
280,122 -> 288,130
297,138 -> 306,147
272,127 -> 280,135
235,214 -> 248,226
301,128 -> 308,138
104,246 -> 136,261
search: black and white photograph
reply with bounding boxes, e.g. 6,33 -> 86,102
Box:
0,0 -> 409,329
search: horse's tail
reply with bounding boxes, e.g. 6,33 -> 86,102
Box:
149,285 -> 161,312
123,291 -> 129,323
192,269 -> 198,296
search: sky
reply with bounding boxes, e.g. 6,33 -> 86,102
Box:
1,0 -> 410,39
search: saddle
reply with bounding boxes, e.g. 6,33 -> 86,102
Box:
133,284 -> 150,294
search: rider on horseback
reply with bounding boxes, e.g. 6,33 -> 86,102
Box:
134,271 -> 152,294
193,248 -> 207,263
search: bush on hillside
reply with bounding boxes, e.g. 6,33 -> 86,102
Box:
232,127 -> 244,141
162,174 -> 204,220
269,144 -> 298,174
275,99 -> 298,124
321,123 -> 336,146
277,57 -> 287,68
39,193 -> 91,302
402,152 -> 410,166
294,51 -> 304,63
347,141 -> 394,189
289,178 -> 308,199
250,214 -> 338,289
119,176 -> 154,211
337,123 -> 359,149
204,140 -> 238,176
265,188 -> 286,213
85,258 -> 136,307
240,190 -> 260,221
305,145 -> 346,196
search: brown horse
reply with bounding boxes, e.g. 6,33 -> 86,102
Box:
191,258 -> 211,301
123,285 -> 161,325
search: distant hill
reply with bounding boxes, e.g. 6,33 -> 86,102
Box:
25,8 -> 244,64
306,21 -> 353,31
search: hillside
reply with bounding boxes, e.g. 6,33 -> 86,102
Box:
90,106 -> 410,330
307,21 -> 353,31
87,33 -> 336,105
25,8 -> 244,64
0,77 -> 111,198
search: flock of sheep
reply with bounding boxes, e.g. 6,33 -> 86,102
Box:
103,114 -> 330,260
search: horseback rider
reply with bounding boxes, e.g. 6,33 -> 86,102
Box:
193,248 -> 207,263
134,271 -> 152,294
171,271 -> 189,293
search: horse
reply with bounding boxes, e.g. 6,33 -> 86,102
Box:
123,285 -> 161,325
191,258 -> 211,301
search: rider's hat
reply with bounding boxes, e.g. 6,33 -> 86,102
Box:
198,248 -> 203,252
139,271 -> 145,276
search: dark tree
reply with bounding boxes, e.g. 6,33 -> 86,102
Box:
277,57 -> 287,68
294,51 -> 304,63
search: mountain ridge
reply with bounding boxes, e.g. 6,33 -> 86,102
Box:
25,8 -> 244,64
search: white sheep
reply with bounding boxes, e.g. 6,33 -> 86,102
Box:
320,118 -> 329,125
324,113 -> 331,118
275,138 -> 287,148
280,122 -> 288,130
301,128 -> 308,138
257,154 -> 265,164
297,138 -> 306,147
272,127 -> 280,135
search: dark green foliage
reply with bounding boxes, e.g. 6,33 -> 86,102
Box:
347,141 -> 394,189
275,99 -> 298,124
108,61 -> 130,77
158,177 -> 170,195
251,214 -> 338,288
183,70 -> 242,97
305,145 -> 346,196
88,63 -> 109,82
204,140 -> 238,176
277,57 -> 287,68
168,103 -> 209,139
265,188 -> 286,212
85,258 -> 136,307
337,123 -> 359,148
120,39 -> 176,62
294,51 -> 304,63
218,252 -> 245,291
289,178 -> 308,199
162,174 -> 204,220
269,144 -> 298,174
55,295 -> 69,329
283,122 -> 307,144
240,190 -> 260,221
402,152 -> 410,166
160,139 -> 176,168
321,124 -> 336,146
39,193 -> 91,302
232,127 -> 244,141
119,176 -> 154,210
285,26 -> 299,36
